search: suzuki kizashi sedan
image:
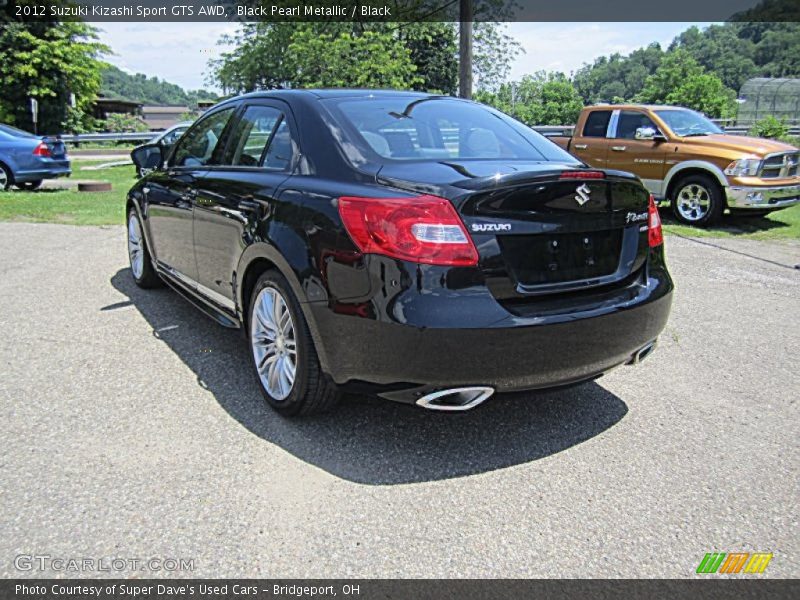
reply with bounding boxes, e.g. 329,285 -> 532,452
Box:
127,90 -> 673,416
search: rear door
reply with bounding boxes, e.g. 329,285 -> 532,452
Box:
145,106 -> 236,283
605,109 -> 667,194
569,109 -> 612,167
192,100 -> 296,311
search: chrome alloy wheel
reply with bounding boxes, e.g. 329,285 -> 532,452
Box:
0,166 -> 9,191
127,214 -> 145,279
251,286 -> 297,401
676,183 -> 711,222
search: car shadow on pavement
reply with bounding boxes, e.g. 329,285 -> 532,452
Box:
111,268 -> 629,486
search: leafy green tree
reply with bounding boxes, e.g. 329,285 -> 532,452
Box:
284,29 -> 422,89
670,25 -> 757,91
99,113 -> 148,133
0,21 -> 108,133
477,72 -> 583,125
573,43 -> 664,104
473,22 -> 522,91
398,22 -> 457,94
636,50 -> 737,118
101,65 -> 217,107
749,115 -> 790,139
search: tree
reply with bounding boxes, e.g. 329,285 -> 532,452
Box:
477,72 -> 583,125
670,25 -> 757,91
473,22 -> 522,91
398,22 -> 458,94
0,21 -> 108,133
573,43 -> 664,104
636,50 -> 737,118
101,65 -> 217,107
284,29 -> 421,89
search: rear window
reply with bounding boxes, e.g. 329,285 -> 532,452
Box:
0,124 -> 37,139
325,97 -> 576,162
582,111 -> 612,138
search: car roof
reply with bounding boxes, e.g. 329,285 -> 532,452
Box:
215,89 -> 446,109
589,104 -> 696,112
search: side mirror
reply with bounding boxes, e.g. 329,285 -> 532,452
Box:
635,126 -> 667,142
131,143 -> 163,175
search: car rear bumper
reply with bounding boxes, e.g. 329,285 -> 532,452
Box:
15,160 -> 72,183
307,257 -> 673,404
726,184 -> 800,210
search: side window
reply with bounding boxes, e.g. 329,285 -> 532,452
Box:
224,105 -> 282,167
170,108 -> 235,168
263,119 -> 296,170
582,110 -> 612,138
615,111 -> 658,139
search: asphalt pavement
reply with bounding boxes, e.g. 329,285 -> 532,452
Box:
0,222 -> 797,578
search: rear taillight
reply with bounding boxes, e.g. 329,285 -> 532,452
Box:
33,142 -> 50,157
648,194 -> 663,247
559,170 -> 605,180
337,195 -> 479,267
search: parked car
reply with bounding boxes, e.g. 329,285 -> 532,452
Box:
552,105 -> 800,226
132,121 -> 192,177
128,90 -> 673,416
0,124 -> 71,191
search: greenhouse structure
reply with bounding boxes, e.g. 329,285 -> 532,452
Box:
737,78 -> 800,125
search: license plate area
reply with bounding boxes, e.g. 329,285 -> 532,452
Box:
499,229 -> 623,286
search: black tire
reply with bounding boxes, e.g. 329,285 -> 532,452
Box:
248,271 -> 339,417
0,163 -> 12,191
670,173 -> 725,227
126,209 -> 162,289
17,180 -> 42,191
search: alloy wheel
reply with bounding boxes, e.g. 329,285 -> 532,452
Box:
676,183 -> 711,222
0,167 -> 8,191
251,286 -> 297,401
127,214 -> 145,279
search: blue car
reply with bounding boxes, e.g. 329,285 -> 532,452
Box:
0,124 -> 71,190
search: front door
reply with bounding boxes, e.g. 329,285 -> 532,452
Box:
605,110 -> 667,195
146,106 -> 237,285
192,101 -> 297,312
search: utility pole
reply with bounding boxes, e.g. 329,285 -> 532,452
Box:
458,0 -> 473,99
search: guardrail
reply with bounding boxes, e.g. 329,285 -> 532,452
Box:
57,124 -> 799,145
60,132 -> 156,144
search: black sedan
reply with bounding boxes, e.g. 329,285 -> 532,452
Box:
128,90 -> 673,416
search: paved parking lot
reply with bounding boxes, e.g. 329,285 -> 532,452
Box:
0,222 -> 797,578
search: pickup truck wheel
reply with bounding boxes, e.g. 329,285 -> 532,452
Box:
248,271 -> 339,417
0,164 -> 12,191
670,174 -> 724,227
127,209 -> 162,288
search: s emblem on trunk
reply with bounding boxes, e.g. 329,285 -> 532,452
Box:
575,184 -> 591,206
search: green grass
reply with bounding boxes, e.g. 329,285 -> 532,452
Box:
2,164 -> 799,241
0,161 -> 135,226
661,202 -> 800,241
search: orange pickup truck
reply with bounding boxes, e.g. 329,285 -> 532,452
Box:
551,105 -> 800,226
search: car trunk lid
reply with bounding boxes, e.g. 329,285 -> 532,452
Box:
377,160 -> 651,299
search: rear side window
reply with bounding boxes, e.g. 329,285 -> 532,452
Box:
326,97 -> 576,162
615,111 -> 659,139
170,108 -> 235,168
263,120 -> 294,170
582,111 -> 612,138
224,105 -> 282,167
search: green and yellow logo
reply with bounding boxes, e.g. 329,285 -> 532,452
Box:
696,552 -> 773,574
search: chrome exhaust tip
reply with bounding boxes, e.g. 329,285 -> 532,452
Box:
416,386 -> 495,411
628,340 -> 657,365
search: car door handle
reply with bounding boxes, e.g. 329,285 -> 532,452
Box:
574,144 -> 588,150
611,145 -> 627,152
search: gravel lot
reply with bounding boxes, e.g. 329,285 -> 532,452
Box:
0,222 -> 797,578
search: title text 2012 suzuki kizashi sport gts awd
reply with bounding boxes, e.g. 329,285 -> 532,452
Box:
127,90 -> 673,416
